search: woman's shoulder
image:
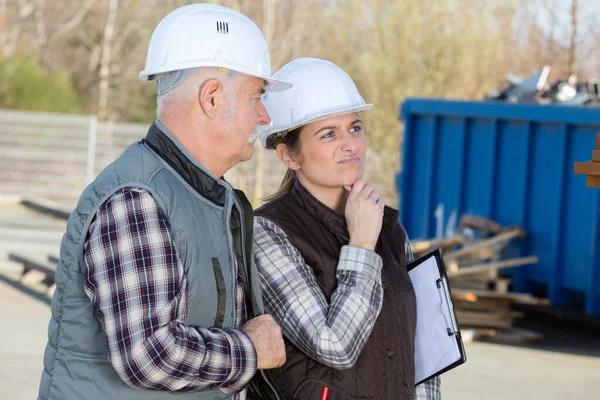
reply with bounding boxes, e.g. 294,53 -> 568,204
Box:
254,191 -> 293,216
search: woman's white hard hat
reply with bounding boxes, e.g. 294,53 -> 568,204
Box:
260,58 -> 373,148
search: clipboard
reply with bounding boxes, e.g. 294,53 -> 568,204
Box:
408,249 -> 467,386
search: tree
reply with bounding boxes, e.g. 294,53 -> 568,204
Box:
0,56 -> 81,113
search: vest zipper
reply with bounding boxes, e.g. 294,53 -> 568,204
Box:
224,193 -> 237,325
233,196 -> 284,400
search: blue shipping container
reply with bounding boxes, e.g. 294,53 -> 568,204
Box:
398,99 -> 600,315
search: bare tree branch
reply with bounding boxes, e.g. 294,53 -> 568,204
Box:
568,0 -> 578,76
98,0 -> 119,121
48,0 -> 96,43
34,0 -> 47,52
0,0 -> 8,54
253,0 -> 276,206
88,44 -> 102,72
18,0 -> 35,18
111,20 -> 135,56
76,26 -> 97,50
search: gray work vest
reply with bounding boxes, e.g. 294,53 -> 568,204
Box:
38,123 -> 271,400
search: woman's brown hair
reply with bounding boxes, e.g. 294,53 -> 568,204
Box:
263,127 -> 303,202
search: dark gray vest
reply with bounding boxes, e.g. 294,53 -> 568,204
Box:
38,123 -> 271,400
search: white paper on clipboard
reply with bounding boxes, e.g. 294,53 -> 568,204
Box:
409,254 -> 462,385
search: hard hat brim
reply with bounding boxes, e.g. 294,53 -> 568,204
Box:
140,60 -> 292,92
263,103 -> 374,139
254,74 -> 293,92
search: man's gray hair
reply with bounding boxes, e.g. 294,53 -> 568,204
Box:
156,68 -> 240,119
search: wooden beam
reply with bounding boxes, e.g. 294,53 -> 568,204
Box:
411,235 -> 465,254
452,289 -> 549,305
458,214 -> 506,235
587,175 -> 600,188
574,161 -> 600,176
444,228 -> 526,261
455,310 -> 523,329
448,256 -> 539,277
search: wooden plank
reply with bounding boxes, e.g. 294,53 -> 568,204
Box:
20,198 -> 71,221
455,298 -> 512,312
593,150 -> 600,162
597,134 -> 600,149
450,277 -> 512,292
411,235 -> 465,255
465,328 -> 544,344
8,253 -> 56,286
450,247 -> 497,263
450,279 -> 490,291
574,161 -> 600,176
494,278 -> 511,293
448,256 -> 539,277
587,175 -> 600,188
458,214 -> 505,235
444,228 -> 525,261
452,289 -> 550,305
455,310 -> 522,329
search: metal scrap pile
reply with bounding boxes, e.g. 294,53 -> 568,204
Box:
487,65 -> 600,107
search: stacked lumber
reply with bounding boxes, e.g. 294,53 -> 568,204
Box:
574,133 -> 600,188
411,214 -> 547,344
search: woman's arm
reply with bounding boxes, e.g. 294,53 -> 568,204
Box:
253,216 -> 384,369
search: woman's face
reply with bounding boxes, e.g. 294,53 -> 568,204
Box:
294,112 -> 367,189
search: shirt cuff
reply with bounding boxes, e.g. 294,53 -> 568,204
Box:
217,328 -> 258,395
338,245 -> 383,277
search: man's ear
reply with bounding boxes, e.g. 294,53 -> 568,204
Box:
276,143 -> 301,171
198,78 -> 223,119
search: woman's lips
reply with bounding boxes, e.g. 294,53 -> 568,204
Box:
339,157 -> 360,164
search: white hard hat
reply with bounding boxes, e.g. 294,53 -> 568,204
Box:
140,4 -> 291,92
261,58 -> 373,148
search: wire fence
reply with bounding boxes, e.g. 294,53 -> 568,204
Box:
0,108 -> 396,209
0,109 -> 289,208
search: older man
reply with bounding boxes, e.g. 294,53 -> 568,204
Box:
38,4 -> 291,400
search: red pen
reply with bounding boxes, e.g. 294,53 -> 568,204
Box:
320,387 -> 329,400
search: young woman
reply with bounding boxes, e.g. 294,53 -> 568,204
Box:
253,58 -> 441,400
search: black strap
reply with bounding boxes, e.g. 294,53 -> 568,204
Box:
211,258 -> 226,327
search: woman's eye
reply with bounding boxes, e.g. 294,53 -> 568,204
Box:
321,131 -> 334,139
350,125 -> 362,133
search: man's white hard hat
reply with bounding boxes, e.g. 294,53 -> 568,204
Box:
140,4 -> 291,92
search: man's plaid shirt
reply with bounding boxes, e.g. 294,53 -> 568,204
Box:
253,216 -> 441,400
83,188 -> 256,396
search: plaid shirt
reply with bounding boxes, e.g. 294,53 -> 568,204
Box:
254,216 -> 441,400
83,188 -> 256,396
253,216 -> 384,368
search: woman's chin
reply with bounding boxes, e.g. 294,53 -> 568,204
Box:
341,174 -> 364,187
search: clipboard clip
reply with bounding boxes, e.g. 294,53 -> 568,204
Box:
436,277 -> 459,336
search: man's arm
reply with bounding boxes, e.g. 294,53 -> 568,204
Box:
253,216 -> 384,370
83,188 -> 256,394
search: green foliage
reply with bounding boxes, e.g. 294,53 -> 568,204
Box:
0,56 -> 82,113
